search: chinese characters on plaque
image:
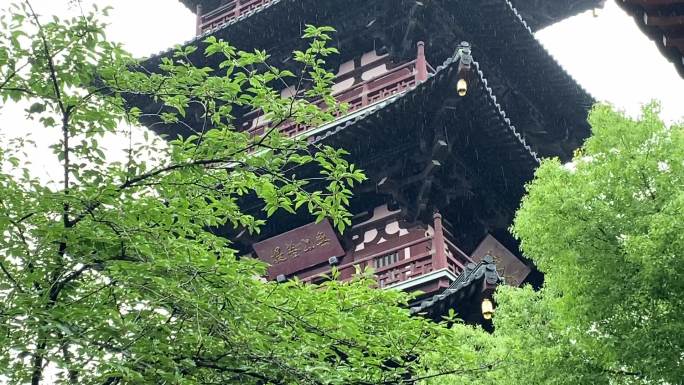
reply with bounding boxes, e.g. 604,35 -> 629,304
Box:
270,231 -> 331,264
252,219 -> 345,279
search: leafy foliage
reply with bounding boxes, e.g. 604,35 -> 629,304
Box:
504,103 -> 684,384
5,2 -> 679,385
0,2 -> 496,384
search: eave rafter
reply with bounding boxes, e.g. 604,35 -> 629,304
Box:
618,0 -> 684,78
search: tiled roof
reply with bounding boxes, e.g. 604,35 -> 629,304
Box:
229,48 -> 541,248
146,0 -> 593,160
409,256 -> 501,320
307,50 -> 540,166
438,0 -> 594,158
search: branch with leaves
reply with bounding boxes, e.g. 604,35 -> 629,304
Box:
0,2 -> 505,385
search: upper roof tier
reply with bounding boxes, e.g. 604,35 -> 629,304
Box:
142,0 -> 595,160
179,0 -> 606,31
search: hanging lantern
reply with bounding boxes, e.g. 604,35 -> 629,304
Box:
481,298 -> 494,320
457,78 -> 468,96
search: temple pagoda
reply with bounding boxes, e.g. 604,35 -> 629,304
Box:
136,0 -> 602,324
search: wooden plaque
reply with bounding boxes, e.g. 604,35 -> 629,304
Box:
253,219 -> 345,279
470,234 -> 531,287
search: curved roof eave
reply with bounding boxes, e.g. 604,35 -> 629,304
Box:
409,256 -> 502,320
305,51 -> 540,165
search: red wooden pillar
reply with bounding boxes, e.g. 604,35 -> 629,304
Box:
432,212 -> 447,271
416,41 -> 428,83
236,0 -> 242,18
195,4 -> 203,35
361,83 -> 369,107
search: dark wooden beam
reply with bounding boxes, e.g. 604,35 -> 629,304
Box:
411,132 -> 450,220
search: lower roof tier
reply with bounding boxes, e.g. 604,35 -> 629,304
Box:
247,204 -> 514,327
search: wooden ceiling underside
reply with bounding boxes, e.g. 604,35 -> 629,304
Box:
619,0 -> 684,78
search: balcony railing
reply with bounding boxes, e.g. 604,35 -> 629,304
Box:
196,0 -> 272,34
300,213 -> 473,289
239,42 -> 434,139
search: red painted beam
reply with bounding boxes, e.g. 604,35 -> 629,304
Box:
623,0 -> 684,5
644,13 -> 684,28
663,35 -> 684,52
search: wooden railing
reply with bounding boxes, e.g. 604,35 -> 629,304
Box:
196,0 -> 272,34
300,213 -> 473,288
239,42 -> 434,139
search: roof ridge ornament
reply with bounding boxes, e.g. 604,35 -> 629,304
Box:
455,42 -> 472,97
456,41 -> 471,57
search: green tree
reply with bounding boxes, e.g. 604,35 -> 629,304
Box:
0,2 -> 498,384
501,103 -> 684,384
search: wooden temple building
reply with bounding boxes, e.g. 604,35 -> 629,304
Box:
137,0 -> 602,324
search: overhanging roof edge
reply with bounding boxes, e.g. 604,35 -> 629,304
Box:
502,0 -> 596,101
307,52 -> 541,164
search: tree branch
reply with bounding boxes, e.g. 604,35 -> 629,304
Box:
24,0 -> 66,114
0,260 -> 23,292
193,359 -> 286,385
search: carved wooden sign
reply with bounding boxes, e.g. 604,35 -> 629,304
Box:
470,234 -> 531,287
253,219 -> 345,279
